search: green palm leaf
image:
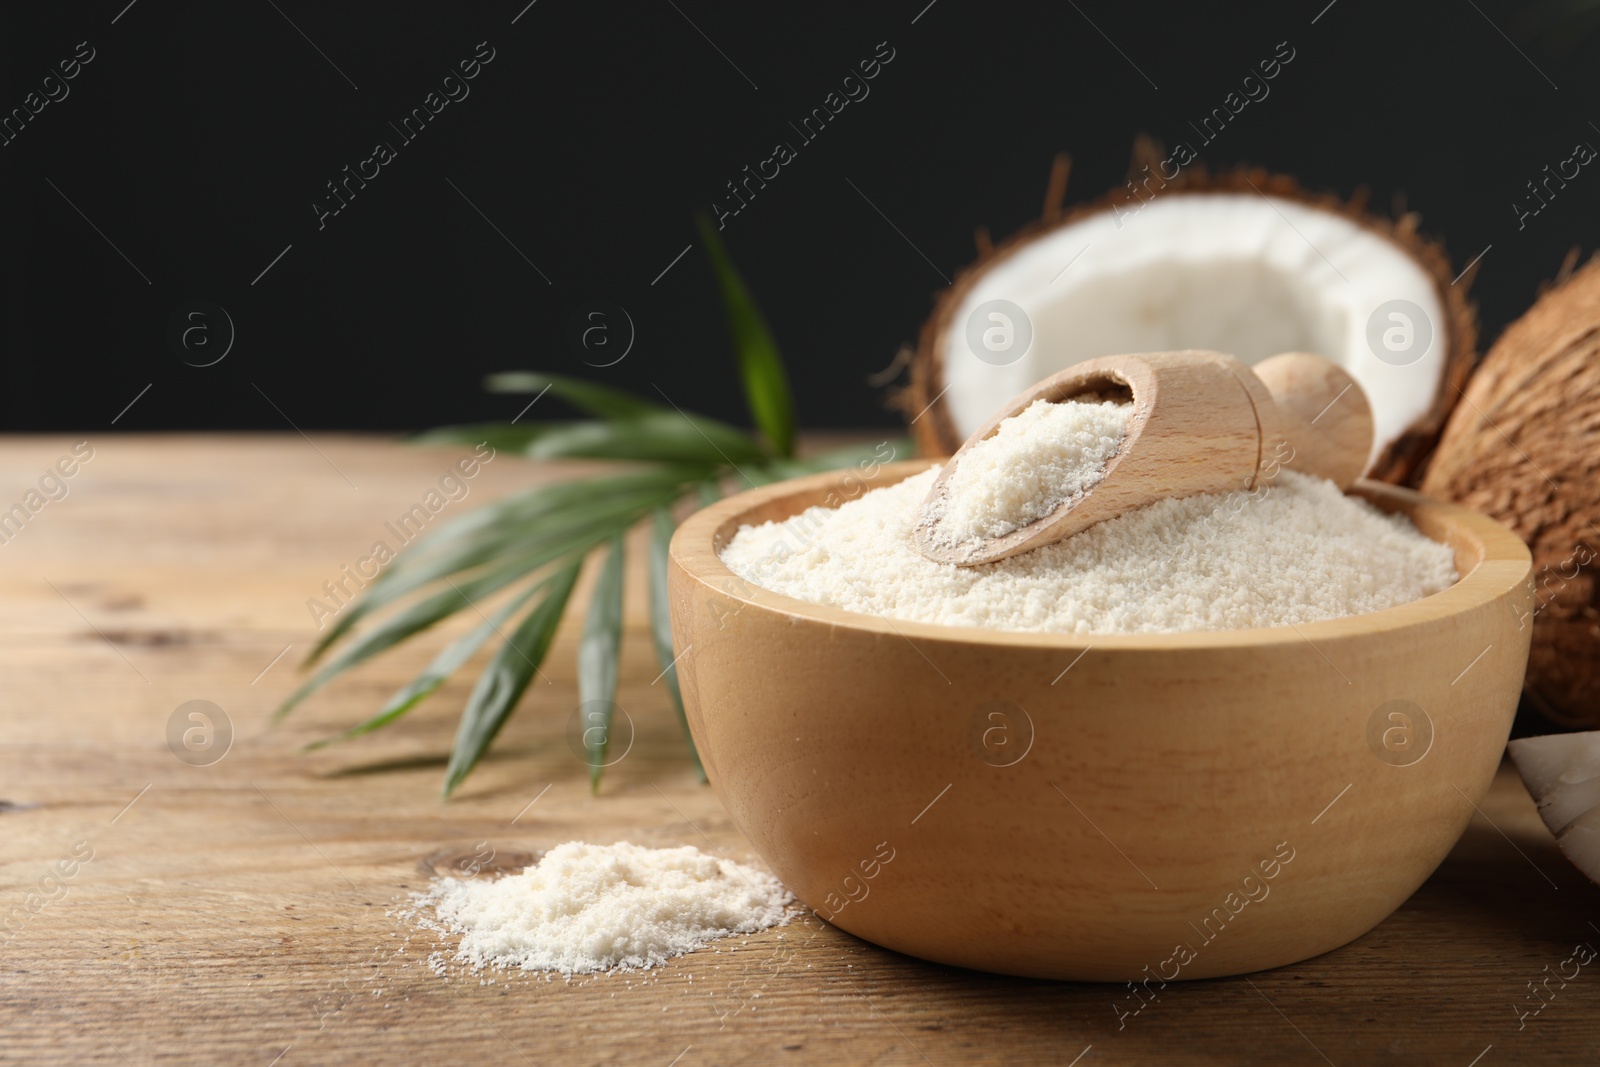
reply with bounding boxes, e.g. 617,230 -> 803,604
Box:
517,414 -> 766,464
281,492 -> 680,721
279,231 -> 852,797
278,549 -> 557,721
577,536 -> 626,793
649,505 -> 704,781
696,213 -> 797,458
305,469 -> 701,663
304,580 -> 545,750
444,559 -> 582,798
484,371 -> 667,419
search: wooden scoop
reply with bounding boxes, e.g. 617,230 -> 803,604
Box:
913,349 -> 1374,566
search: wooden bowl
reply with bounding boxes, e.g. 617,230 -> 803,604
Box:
668,461 -> 1534,981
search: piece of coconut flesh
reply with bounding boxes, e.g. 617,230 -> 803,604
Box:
1507,732 -> 1600,884
941,193 -> 1446,471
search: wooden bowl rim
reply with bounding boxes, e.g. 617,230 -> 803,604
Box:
672,459 -> 1532,651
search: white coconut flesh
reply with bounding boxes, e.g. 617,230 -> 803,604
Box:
942,194 -> 1447,471
1507,733 -> 1600,883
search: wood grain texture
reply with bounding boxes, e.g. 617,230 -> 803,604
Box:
1,435 -> 1598,1065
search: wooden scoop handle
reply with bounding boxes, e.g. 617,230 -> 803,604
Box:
1252,352 -> 1374,488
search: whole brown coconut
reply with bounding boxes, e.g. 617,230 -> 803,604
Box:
894,142 -> 1479,485
1422,256 -> 1600,726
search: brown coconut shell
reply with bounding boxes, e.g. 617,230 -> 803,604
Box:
892,140 -> 1480,485
1421,255 -> 1600,726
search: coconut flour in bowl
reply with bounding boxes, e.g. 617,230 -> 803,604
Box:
720,467 -> 1458,634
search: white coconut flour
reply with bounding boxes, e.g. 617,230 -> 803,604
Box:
722,468 -> 1458,634
421,841 -> 793,975
929,395 -> 1132,546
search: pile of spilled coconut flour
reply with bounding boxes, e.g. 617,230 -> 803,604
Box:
417,841 -> 793,976
721,399 -> 1458,634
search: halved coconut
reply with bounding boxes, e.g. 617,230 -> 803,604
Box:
897,149 -> 1478,483
1508,732 -> 1600,884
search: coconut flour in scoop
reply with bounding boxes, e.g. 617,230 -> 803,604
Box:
926,395 -> 1132,548
721,466 -> 1457,634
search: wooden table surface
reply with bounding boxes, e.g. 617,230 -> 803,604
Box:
2,434 -> 1597,1066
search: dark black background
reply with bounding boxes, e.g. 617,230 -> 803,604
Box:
1,0 -> 1595,434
